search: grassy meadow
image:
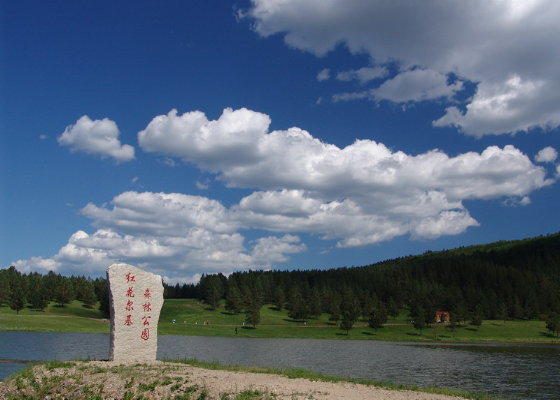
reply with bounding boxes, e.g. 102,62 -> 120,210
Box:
1,298 -> 557,343
0,300 -> 109,333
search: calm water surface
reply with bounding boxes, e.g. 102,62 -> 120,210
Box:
1,331 -> 558,399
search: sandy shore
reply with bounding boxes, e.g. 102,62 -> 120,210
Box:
0,361 -> 468,399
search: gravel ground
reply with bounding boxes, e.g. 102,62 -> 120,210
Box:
0,361 -> 468,400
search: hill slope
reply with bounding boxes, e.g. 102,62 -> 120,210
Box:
195,233 -> 560,322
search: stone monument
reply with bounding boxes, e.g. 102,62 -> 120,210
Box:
107,263 -> 164,362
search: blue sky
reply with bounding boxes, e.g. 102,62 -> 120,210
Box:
1,0 -> 559,283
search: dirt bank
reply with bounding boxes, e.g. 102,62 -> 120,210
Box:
0,361 -> 468,399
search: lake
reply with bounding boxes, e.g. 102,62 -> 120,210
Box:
1,331 -> 559,399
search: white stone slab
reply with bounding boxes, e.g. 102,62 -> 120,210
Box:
107,263 -> 163,362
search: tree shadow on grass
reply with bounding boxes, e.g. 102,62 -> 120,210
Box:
362,331 -> 375,336
283,318 -> 307,324
241,326 -> 256,330
26,306 -> 45,312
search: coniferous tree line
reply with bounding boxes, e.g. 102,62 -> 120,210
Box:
163,282 -> 199,299
194,233 -> 560,324
2,233 -> 559,327
0,265 -> 199,317
0,267 -> 110,315
0,266 -> 201,317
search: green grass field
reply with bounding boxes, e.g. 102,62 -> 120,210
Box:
1,298 -> 557,343
0,300 -> 109,333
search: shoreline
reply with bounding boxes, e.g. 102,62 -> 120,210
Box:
1,327 -> 558,346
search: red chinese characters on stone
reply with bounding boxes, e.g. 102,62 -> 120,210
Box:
140,288 -> 153,340
124,273 -> 136,328
119,270 -> 158,343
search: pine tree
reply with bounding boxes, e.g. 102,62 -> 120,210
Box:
8,290 -> 26,314
6,266 -> 27,314
452,302 -> 468,325
340,288 -> 361,321
386,297 -> 400,318
339,311 -> 355,335
308,287 -> 322,317
447,312 -> 458,337
0,269 -> 12,306
225,283 -> 243,314
288,286 -> 308,321
497,303 -> 508,325
54,277 -> 75,307
199,275 -> 223,309
244,299 -> 261,328
93,278 -> 110,316
27,274 -> 49,311
80,281 -> 98,309
368,303 -> 388,333
328,300 -> 341,324
361,296 -> 373,321
470,304 -> 483,328
545,312 -> 560,337
43,271 -> 60,302
273,286 -> 285,310
411,305 -> 426,335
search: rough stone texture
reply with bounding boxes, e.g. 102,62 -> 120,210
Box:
107,263 -> 163,362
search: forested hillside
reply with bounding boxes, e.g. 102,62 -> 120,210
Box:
2,233 -> 559,324
184,233 -> 560,324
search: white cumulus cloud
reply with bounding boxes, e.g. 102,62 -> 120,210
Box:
246,0 -> 560,136
316,68 -> 330,81
373,69 -> 463,103
336,66 -> 388,84
15,107 -> 557,280
81,191 -> 237,236
138,108 -> 268,172
139,108 -> 552,200
251,234 -> 307,263
411,210 -> 479,240
58,116 -> 135,162
13,191 -> 307,280
535,146 -> 558,163
139,107 -> 554,248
